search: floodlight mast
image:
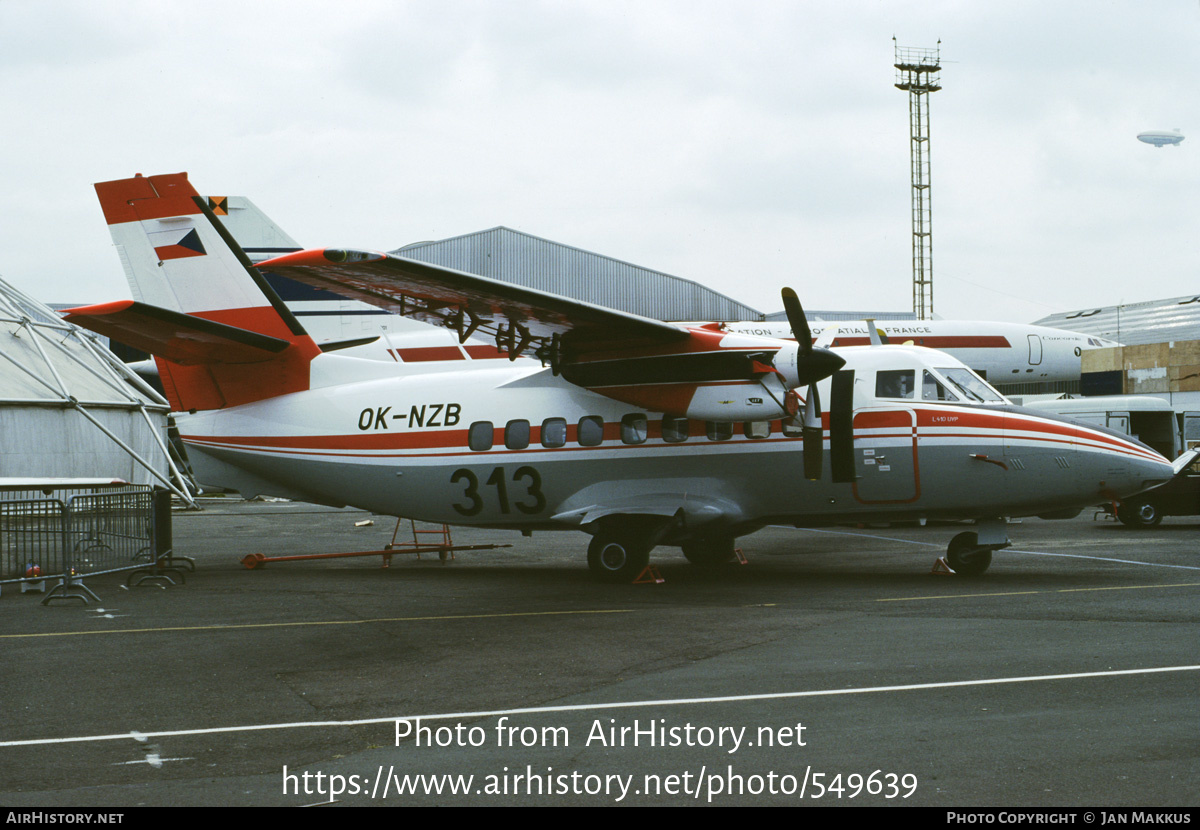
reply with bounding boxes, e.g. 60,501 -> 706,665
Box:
894,38 -> 941,321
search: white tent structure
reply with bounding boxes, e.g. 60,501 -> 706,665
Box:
0,277 -> 192,502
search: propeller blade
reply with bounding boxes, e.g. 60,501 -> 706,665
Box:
802,383 -> 823,481
829,369 -> 856,484
781,287 -> 812,355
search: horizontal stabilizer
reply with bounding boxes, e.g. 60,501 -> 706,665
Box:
62,300 -> 290,365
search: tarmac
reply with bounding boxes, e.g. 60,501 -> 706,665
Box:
1,498 -> 1197,807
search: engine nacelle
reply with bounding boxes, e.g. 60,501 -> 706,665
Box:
770,340 -> 843,390
681,379 -> 793,422
561,326 -> 841,421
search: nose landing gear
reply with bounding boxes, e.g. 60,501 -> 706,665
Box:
945,526 -> 1010,576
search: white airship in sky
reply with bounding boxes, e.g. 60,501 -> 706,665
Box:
1137,129 -> 1184,147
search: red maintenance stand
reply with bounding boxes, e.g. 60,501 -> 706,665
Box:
240,519 -> 510,570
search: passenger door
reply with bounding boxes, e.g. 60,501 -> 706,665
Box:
852,409 -> 919,504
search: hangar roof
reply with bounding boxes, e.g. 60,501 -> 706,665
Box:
0,280 -> 165,408
394,226 -> 763,323
1034,294 -> 1200,346
0,278 -> 189,498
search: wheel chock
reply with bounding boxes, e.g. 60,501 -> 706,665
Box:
931,557 -> 955,576
633,565 -> 665,584
734,547 -> 748,565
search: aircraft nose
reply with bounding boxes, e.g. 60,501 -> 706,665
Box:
1140,455 -> 1174,490
1109,452 -> 1174,501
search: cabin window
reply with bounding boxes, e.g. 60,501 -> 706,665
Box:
706,421 -> 733,441
662,416 -> 689,443
578,416 -> 604,447
541,418 -> 567,448
744,421 -> 771,439
781,418 -> 803,438
468,421 -> 494,451
505,419 -> 530,450
621,414 -> 648,445
876,369 -> 916,399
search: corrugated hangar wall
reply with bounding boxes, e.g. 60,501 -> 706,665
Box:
1034,294 -> 1200,346
0,278 -> 180,491
394,227 -> 763,323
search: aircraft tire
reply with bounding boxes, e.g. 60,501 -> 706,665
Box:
681,537 -> 736,567
947,532 -> 992,576
587,534 -> 651,583
1116,500 -> 1162,528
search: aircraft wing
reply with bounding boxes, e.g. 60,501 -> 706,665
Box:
256,248 -> 690,359
255,248 -> 844,424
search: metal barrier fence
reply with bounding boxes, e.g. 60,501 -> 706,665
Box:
0,485 -> 177,604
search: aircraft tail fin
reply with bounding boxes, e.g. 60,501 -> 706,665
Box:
200,195 -> 302,264
91,173 -> 321,411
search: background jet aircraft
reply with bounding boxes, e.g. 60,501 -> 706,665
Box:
722,319 -> 1118,387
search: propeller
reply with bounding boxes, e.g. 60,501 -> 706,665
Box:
781,287 -> 812,348
801,383 -> 823,481
781,288 -> 844,481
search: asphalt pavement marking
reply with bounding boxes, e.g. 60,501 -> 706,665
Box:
0,609 -> 632,640
796,527 -> 1200,571
879,582 -> 1200,602
3,664 -> 1197,749
1007,548 -> 1200,571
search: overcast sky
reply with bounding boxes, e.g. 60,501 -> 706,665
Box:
1,0 -> 1196,323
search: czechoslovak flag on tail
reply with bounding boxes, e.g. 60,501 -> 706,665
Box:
149,226 -> 206,261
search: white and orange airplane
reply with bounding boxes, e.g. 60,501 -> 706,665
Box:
64,172 -> 1173,581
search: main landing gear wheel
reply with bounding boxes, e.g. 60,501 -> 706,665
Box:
681,536 -> 736,567
1116,500 -> 1162,528
946,532 -> 993,576
587,533 -> 651,583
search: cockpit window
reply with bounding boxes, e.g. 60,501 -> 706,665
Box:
937,368 -> 1005,403
922,370 -> 958,401
876,370 -> 915,399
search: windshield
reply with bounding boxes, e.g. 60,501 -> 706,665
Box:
922,370 -> 958,401
937,368 -> 1005,403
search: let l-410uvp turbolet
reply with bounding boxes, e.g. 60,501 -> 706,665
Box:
65,172 -> 1174,581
